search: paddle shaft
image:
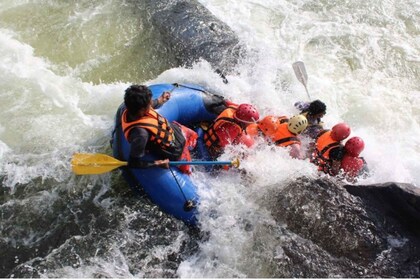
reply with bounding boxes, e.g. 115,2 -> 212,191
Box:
71,153 -> 239,175
302,84 -> 311,101
170,160 -> 232,166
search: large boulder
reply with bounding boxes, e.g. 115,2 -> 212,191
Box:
270,177 -> 420,277
344,182 -> 420,236
143,0 -> 242,73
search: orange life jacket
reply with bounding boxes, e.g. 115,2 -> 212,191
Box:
204,105 -> 241,151
264,122 -> 300,147
315,130 -> 340,160
122,108 -> 174,145
312,130 -> 341,173
245,123 -> 259,137
257,115 -> 288,136
121,108 -> 184,160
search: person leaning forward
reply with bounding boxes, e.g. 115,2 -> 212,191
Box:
121,85 -> 197,174
311,123 -> 351,176
294,99 -> 327,139
254,114 -> 309,159
340,136 -> 369,182
203,103 -> 260,158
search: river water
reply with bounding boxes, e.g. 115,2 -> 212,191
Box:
0,0 -> 419,277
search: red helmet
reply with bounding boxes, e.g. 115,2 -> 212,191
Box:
234,104 -> 260,124
345,136 -> 365,156
331,123 -> 351,141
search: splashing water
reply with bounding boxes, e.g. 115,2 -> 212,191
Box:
0,0 -> 418,277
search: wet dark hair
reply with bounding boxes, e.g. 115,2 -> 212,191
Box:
124,85 -> 152,113
307,100 -> 326,116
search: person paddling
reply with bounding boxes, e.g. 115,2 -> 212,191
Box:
121,85 -> 197,174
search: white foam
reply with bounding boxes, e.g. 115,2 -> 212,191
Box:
0,0 -> 419,277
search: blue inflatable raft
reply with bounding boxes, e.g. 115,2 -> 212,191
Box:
111,83 -> 227,225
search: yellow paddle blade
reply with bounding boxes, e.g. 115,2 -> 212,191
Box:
71,153 -> 127,175
231,158 -> 240,168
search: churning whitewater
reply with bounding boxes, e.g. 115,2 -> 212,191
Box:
0,0 -> 419,278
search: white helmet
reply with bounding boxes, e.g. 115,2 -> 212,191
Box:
287,115 -> 308,134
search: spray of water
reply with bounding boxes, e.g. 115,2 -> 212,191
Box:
0,0 -> 419,277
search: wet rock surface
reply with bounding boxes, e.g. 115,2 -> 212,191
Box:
143,0 -> 242,73
271,177 -> 420,277
344,182 -> 420,236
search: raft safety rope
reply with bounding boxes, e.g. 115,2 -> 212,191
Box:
169,167 -> 195,211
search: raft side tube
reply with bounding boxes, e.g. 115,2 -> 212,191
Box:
111,83 -> 227,225
111,105 -> 199,225
149,83 -> 226,125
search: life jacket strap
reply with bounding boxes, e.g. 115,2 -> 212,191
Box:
319,141 -> 340,157
274,137 -> 299,146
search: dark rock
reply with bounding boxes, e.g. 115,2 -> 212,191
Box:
344,182 -> 420,277
270,177 -> 420,277
272,177 -> 386,261
143,0 -> 242,73
344,182 -> 420,235
269,226 -> 363,278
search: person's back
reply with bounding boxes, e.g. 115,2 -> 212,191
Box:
122,86 -> 184,161
122,84 -> 196,173
312,123 -> 351,175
